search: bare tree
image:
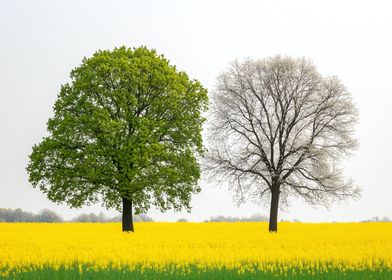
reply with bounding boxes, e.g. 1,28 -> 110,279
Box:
204,56 -> 360,232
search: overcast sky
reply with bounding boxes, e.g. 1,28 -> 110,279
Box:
1,0 -> 391,222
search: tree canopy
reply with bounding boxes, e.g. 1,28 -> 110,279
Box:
205,56 -> 359,232
27,46 -> 208,231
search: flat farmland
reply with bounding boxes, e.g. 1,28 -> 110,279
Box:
1,222 -> 391,279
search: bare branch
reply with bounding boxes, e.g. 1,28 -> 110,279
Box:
204,55 -> 359,212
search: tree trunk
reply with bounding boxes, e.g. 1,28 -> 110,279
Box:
122,197 -> 134,232
268,188 -> 280,232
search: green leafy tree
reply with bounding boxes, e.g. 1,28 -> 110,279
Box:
27,46 -> 208,232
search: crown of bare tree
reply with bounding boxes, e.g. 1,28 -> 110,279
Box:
204,56 -> 360,232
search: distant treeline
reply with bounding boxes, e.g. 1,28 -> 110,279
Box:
0,208 -> 153,223
203,215 -> 392,223
0,208 -> 63,222
205,213 -> 269,222
2,208 -> 390,223
178,215 -> 392,223
176,213 -> 271,223
71,212 -> 153,223
361,216 -> 391,222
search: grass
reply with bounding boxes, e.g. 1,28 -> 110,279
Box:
1,267 -> 391,280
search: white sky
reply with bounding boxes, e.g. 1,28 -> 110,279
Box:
0,0 -> 391,222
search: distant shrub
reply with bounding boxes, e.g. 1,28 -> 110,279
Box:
74,213 -> 154,223
206,213 -> 269,222
36,209 -> 63,222
72,212 -> 106,223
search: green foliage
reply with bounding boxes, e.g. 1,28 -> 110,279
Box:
27,46 -> 208,214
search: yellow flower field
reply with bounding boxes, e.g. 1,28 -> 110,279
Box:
1,222 -> 391,278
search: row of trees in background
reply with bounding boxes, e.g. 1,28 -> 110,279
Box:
0,208 -> 268,223
72,212 -> 153,222
361,216 -> 392,222
0,208 -> 153,223
204,213 -> 269,222
0,208 -> 62,222
2,208 -> 390,223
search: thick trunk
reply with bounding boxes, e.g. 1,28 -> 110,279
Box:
268,188 -> 280,232
122,197 -> 134,232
